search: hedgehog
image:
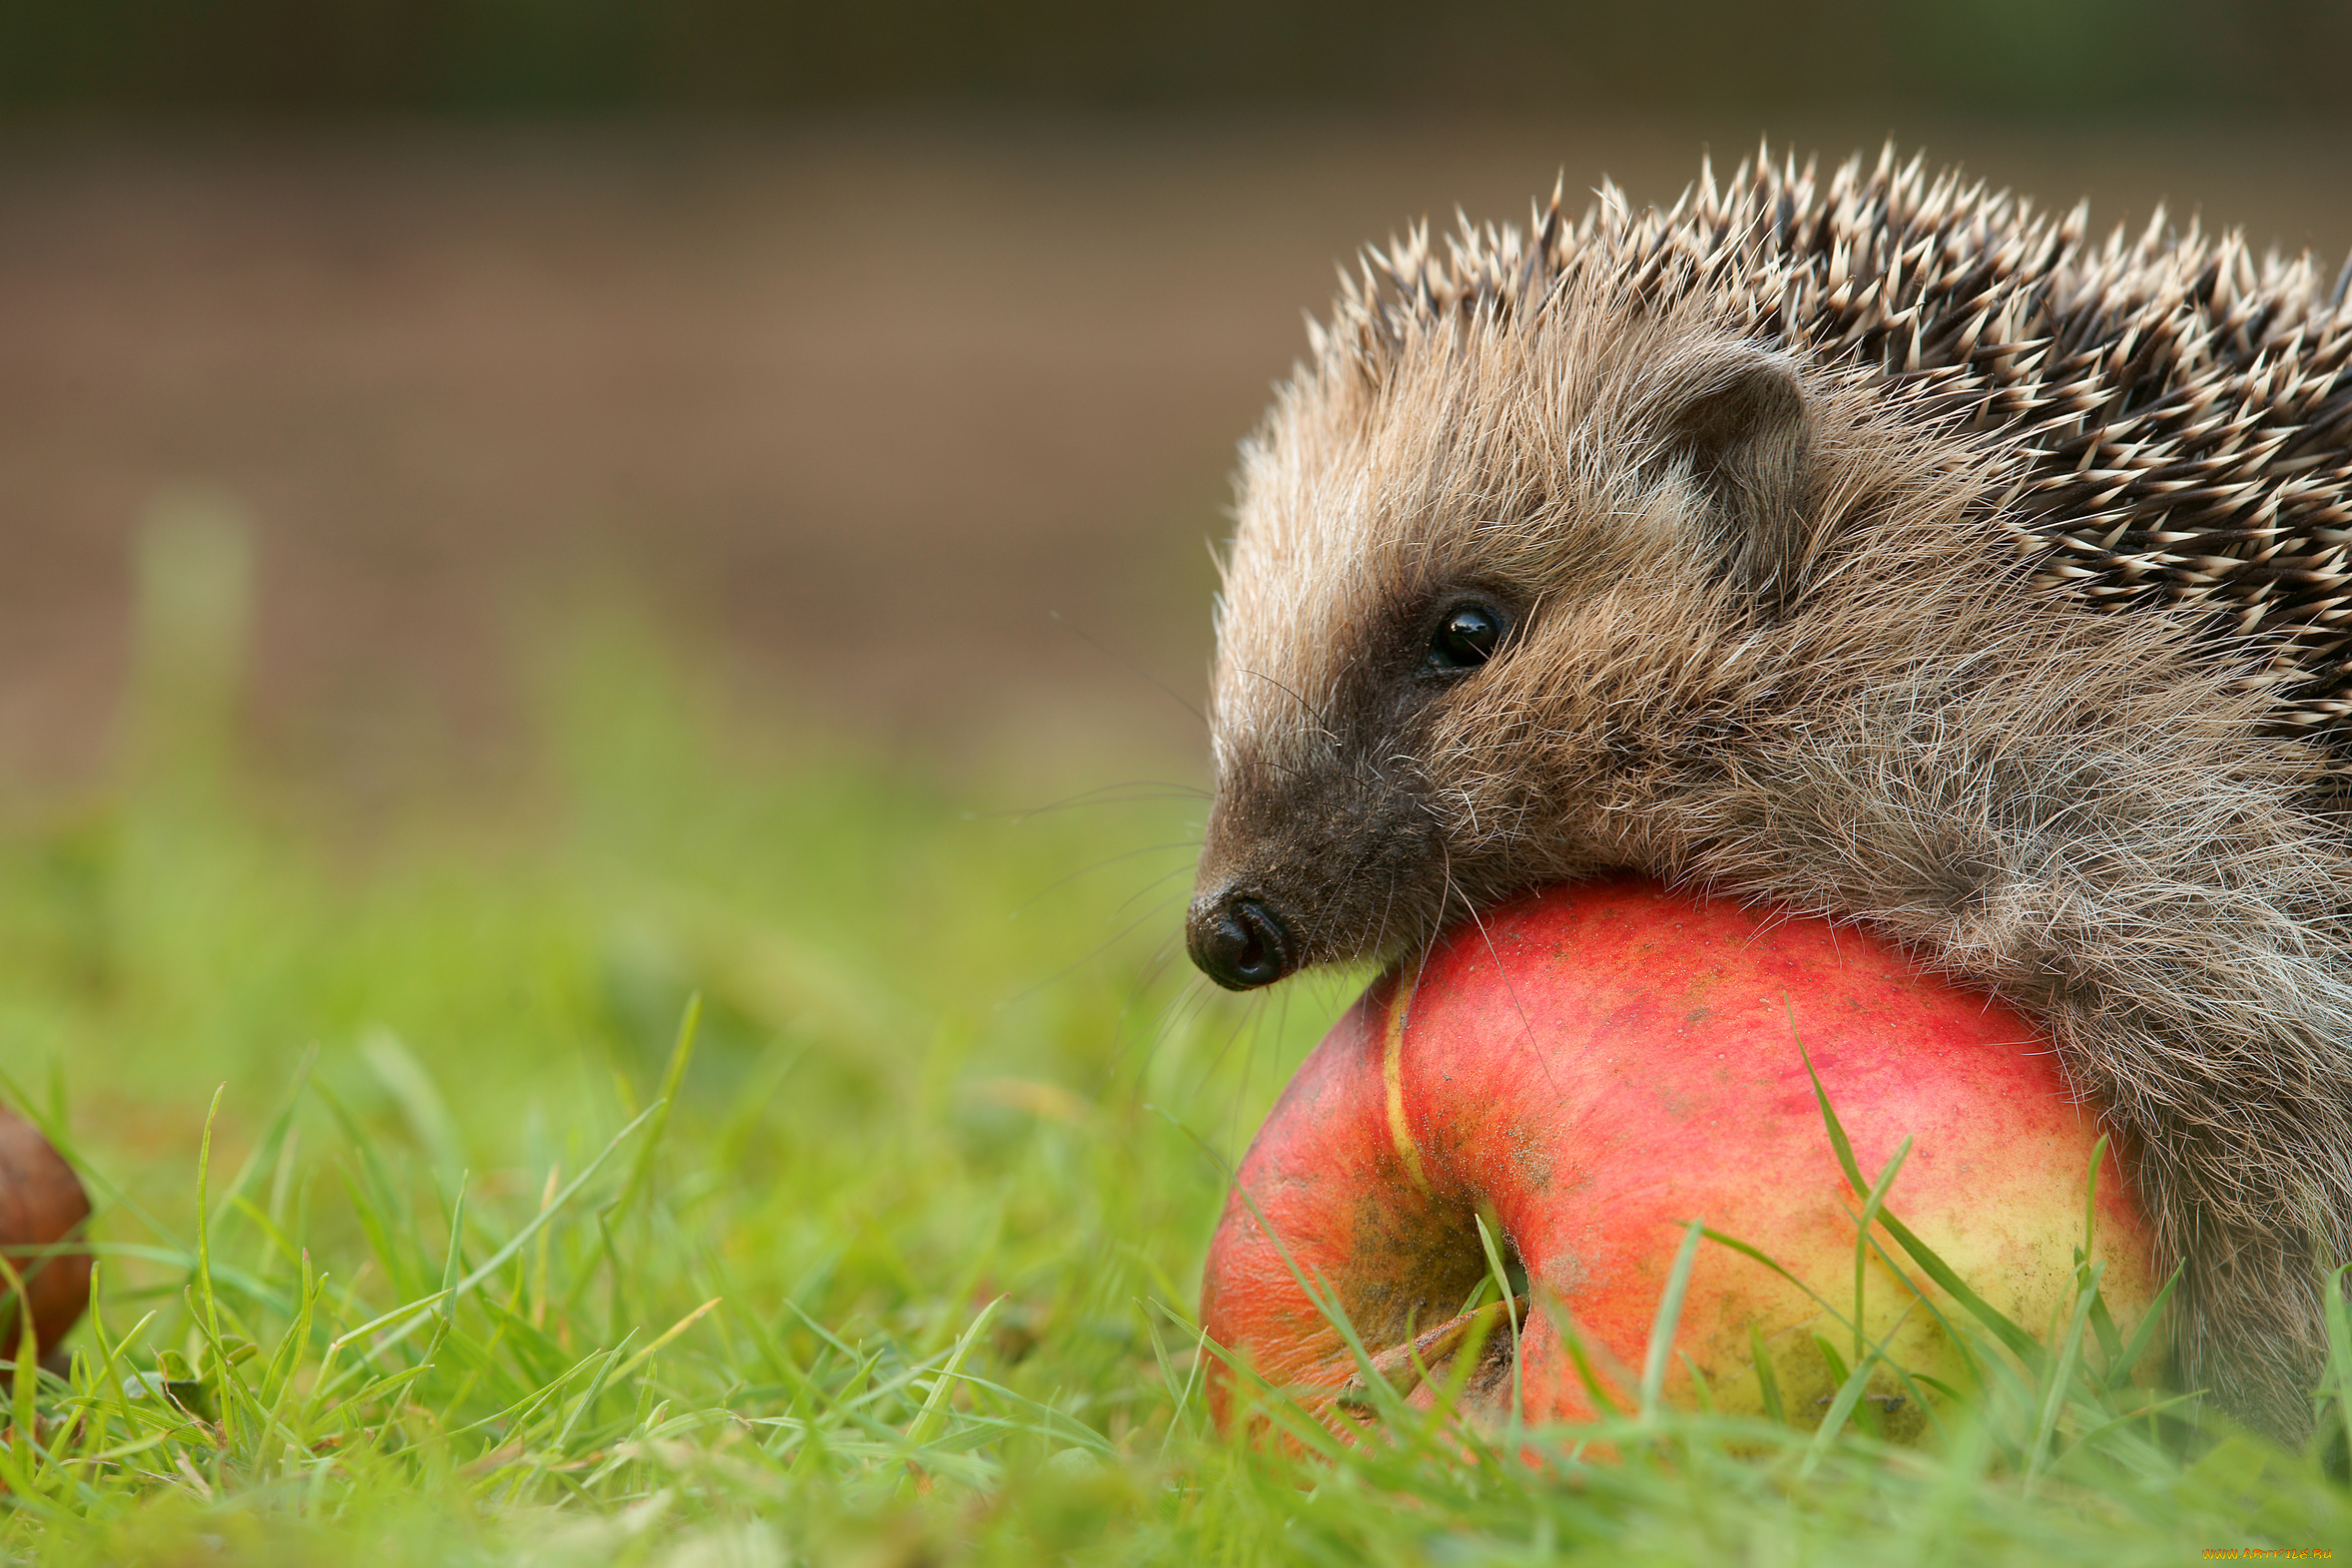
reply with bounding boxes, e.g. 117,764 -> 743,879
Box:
1182,143 -> 2352,1445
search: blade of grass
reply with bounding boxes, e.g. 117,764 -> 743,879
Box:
543,1329 -> 638,1464
2080,1133 -> 2105,1264
614,994 -> 701,1228
1748,1321 -> 1786,1424
439,1175 -> 469,1323
1157,1107 -> 1402,1430
82,1266 -> 146,1448
204,1049 -> 317,1249
1529,1287 -> 1628,1419
2105,1260 -> 2183,1394
1473,1211 -> 1524,1435
184,1087 -> 283,1450
307,1291 -> 453,1410
1851,1136 -> 1914,1366
262,1253 -> 322,1442
608,1297 -> 723,1384
1140,1305 -> 1203,1457
903,1296 -> 1002,1451
2026,1261 -> 2103,1492
0,1248 -> 46,1504
1640,1219 -> 1706,1422
193,1086 -> 228,1420
1795,1030 -> 2043,1367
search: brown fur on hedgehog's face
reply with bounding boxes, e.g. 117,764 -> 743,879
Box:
1187,289 -> 1833,989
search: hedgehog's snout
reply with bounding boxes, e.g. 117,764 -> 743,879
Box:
1186,889 -> 1298,991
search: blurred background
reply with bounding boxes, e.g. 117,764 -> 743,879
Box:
2,0 -> 2350,810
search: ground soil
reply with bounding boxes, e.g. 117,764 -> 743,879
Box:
2,113 -> 2346,800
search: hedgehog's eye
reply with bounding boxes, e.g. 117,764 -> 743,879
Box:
1425,604 -> 1503,672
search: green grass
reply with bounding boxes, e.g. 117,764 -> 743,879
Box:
0,592 -> 2348,1564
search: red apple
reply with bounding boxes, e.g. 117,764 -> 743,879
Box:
0,1107 -> 92,1359
1199,878 -> 2163,1440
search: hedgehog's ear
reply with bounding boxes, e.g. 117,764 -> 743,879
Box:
1649,345 -> 1816,609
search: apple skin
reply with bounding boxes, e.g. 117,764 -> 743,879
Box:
1199,878 -> 2162,1439
0,1108 -> 92,1358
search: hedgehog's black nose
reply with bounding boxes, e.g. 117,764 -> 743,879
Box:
1187,892 -> 1297,990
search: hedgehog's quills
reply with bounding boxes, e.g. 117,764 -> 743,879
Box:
1186,144 -> 2352,1446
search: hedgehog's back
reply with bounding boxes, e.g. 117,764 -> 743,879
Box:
1333,146 -> 2352,737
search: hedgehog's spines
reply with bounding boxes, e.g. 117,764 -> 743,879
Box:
1309,145 -> 2352,737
